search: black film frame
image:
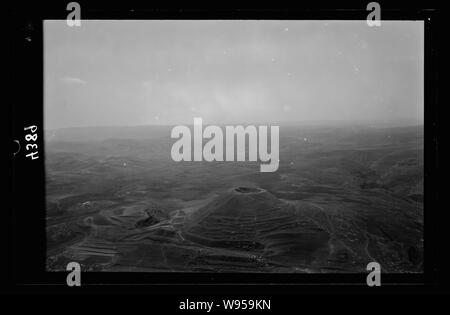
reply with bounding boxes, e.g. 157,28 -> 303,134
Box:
7,4 -> 442,295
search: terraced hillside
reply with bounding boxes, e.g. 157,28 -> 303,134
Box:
46,124 -> 423,273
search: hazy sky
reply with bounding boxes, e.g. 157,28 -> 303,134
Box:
44,20 -> 424,129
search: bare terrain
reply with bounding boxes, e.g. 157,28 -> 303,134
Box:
45,123 -> 423,273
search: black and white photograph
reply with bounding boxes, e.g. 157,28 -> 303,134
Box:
43,20 -> 424,274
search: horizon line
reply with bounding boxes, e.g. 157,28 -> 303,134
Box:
44,118 -> 424,132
